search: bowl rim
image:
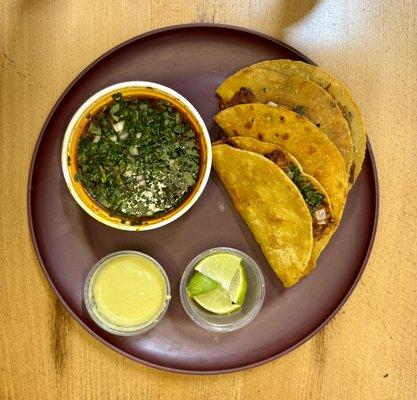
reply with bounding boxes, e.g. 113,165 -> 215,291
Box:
84,250 -> 171,336
61,81 -> 212,231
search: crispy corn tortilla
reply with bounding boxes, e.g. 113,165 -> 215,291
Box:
219,136 -> 334,272
216,68 -> 353,174
248,59 -> 366,183
212,144 -> 313,287
214,104 -> 348,224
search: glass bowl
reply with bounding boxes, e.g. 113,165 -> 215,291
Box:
84,250 -> 171,336
180,247 -> 265,332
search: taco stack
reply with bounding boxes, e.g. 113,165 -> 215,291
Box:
213,60 -> 366,287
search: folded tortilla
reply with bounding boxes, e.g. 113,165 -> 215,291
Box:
214,104 -> 348,225
246,60 -> 366,183
212,144 -> 313,287
219,136 -> 335,273
216,67 -> 353,175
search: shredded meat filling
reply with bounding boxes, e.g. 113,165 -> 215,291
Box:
267,151 -> 333,239
222,137 -> 239,148
266,150 -> 291,170
220,87 -> 256,109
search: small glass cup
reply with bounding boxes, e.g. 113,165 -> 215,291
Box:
84,250 -> 171,336
180,247 -> 265,332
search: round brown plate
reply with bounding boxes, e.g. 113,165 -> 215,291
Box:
28,24 -> 378,374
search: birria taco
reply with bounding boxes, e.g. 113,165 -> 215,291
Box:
212,144 -> 313,287
217,136 -> 334,275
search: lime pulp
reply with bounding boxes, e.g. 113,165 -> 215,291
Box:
187,253 -> 248,315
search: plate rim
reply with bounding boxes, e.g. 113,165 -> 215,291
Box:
27,22 -> 379,375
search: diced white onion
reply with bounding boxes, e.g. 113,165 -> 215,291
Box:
92,135 -> 101,143
136,132 -> 142,139
112,120 -> 125,132
267,101 -> 278,107
119,131 -> 129,140
315,208 -> 327,221
109,135 -> 117,142
124,170 -> 133,178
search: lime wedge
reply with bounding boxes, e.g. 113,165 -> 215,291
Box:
191,253 -> 248,314
229,262 -> 248,305
193,287 -> 241,315
187,272 -> 219,297
194,253 -> 242,290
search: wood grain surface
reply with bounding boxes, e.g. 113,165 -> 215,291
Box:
1,1 -> 416,399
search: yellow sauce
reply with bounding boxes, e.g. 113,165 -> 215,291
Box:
88,254 -> 168,330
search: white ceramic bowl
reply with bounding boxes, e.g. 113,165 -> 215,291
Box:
61,81 -> 212,231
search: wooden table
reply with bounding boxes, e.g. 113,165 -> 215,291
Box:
1,1 -> 416,399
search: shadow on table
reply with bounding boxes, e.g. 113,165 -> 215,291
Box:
272,0 -> 320,40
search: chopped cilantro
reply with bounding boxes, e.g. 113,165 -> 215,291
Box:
88,122 -> 101,136
285,164 -> 324,211
340,104 -> 353,125
76,93 -> 200,221
292,105 -> 306,116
